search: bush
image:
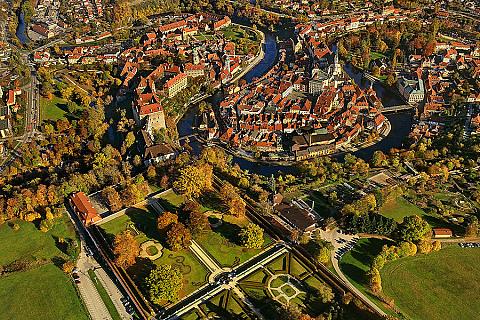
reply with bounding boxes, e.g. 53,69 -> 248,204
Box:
62,261 -> 75,274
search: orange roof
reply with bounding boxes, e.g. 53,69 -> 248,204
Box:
165,73 -> 187,88
71,192 -> 100,226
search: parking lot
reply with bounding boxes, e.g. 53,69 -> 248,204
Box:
458,242 -> 480,248
334,235 -> 360,260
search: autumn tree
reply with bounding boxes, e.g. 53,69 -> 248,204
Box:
102,187 -> 123,212
173,164 -> 213,199
465,216 -> 479,237
145,264 -> 183,304
187,210 -> 210,236
166,223 -> 192,251
62,261 -> 75,274
220,182 -> 246,217
239,223 -> 264,249
157,212 -> 178,236
113,230 -> 139,268
368,267 -> 382,294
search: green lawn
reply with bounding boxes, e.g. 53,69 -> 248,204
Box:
339,238 -> 394,315
379,196 -> 427,222
88,270 -> 122,320
197,215 -> 272,268
40,96 -> 68,121
381,247 -> 480,320
0,217 -> 87,319
0,264 -> 88,320
370,51 -> 386,60
0,217 -> 78,265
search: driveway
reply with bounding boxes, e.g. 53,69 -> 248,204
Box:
318,228 -> 387,317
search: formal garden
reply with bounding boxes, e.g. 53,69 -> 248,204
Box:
97,187 -> 274,307
97,202 -> 210,303
238,251 -> 335,318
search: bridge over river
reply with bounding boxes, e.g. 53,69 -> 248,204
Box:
381,104 -> 415,113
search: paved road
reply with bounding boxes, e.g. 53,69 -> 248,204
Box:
76,246 -> 113,320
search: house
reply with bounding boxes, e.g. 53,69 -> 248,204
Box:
70,192 -> 101,226
165,73 -> 188,98
213,16 -> 231,30
397,75 -> 425,103
432,227 -> 453,238
144,143 -> 176,165
275,202 -> 317,233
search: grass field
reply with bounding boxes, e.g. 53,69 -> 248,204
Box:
0,217 -> 88,319
0,217 -> 78,265
379,196 -> 427,222
339,238 -> 394,314
0,264 -> 88,320
381,247 -> 480,320
40,96 -> 68,122
197,215 -> 272,268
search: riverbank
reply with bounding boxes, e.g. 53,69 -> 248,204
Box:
173,24 -> 267,143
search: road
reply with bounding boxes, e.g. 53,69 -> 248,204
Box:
321,229 -> 387,317
66,203 -> 137,320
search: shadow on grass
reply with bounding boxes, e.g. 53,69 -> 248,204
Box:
126,206 -> 159,240
156,198 -> 179,213
128,257 -> 156,287
339,262 -> 368,285
198,191 -> 223,212
212,220 -> 242,246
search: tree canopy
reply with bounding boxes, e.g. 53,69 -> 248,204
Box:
239,223 -> 264,249
145,264 -> 183,304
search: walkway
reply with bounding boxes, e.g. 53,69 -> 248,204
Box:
95,268 -> 132,320
190,239 -> 221,273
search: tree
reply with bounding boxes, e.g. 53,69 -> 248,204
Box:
398,215 -> 431,242
113,230 -> 139,268
465,216 -> 479,237
417,239 -> 432,254
62,261 -> 75,274
239,223 -> 264,249
316,246 -> 331,265
220,183 -> 246,217
371,150 -> 387,167
145,264 -> 183,304
173,164 -> 213,199
157,212 -> 178,236
166,223 -> 192,251
102,187 -> 123,212
187,211 -> 210,236
368,267 -> 382,293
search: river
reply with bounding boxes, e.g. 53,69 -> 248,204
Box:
177,30 -> 413,176
16,12 -> 28,44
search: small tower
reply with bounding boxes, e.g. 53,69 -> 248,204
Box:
193,47 -> 200,65
333,46 -> 342,76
